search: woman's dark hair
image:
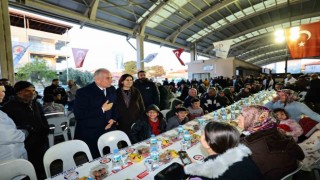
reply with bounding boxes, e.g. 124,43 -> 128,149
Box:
118,74 -> 134,88
204,122 -> 240,154
273,108 -> 289,118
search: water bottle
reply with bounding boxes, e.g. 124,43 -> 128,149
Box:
112,149 -> 122,172
213,111 -> 219,121
150,134 -> 158,150
150,147 -> 159,162
222,114 -> 227,121
231,110 -> 236,120
177,125 -> 184,140
183,131 -> 191,148
198,118 -> 204,131
64,104 -> 68,115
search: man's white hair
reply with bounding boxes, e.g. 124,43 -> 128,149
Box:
93,68 -> 110,79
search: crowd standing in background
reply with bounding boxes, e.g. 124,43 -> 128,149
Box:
1,71 -> 320,179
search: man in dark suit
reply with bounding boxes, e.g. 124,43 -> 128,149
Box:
74,68 -> 117,158
133,70 -> 160,107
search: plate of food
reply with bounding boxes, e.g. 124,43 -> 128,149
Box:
137,146 -> 150,156
169,134 -> 179,142
229,121 -> 238,127
186,129 -> 195,134
161,139 -> 171,146
128,153 -> 144,163
159,149 -> 178,163
191,134 -> 201,144
90,164 -> 108,180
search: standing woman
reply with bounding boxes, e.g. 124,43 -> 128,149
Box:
116,74 -> 145,140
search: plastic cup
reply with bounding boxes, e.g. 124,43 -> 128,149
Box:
144,158 -> 154,172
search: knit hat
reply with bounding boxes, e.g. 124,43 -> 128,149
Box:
14,81 -> 34,94
145,104 -> 161,113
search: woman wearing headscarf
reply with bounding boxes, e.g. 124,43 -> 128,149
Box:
265,89 -> 320,122
238,105 -> 305,180
115,74 -> 145,140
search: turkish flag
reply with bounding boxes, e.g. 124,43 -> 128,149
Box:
172,48 -> 185,66
285,21 -> 320,59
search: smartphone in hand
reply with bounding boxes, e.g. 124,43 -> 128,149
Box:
178,151 -> 192,165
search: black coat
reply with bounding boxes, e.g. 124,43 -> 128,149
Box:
185,144 -> 262,180
130,114 -> 166,144
200,92 -> 218,113
115,87 -> 145,139
73,82 -> 117,158
305,79 -> 320,103
133,79 -> 160,107
158,85 -> 173,110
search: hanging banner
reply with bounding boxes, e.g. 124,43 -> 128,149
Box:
72,48 -> 89,68
213,39 -> 233,59
142,53 -> 158,63
12,41 -> 30,66
172,48 -> 185,66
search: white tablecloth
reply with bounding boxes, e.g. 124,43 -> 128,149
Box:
48,90 -> 276,180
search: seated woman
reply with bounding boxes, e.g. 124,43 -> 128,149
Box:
131,104 -> 166,144
265,89 -> 320,122
184,122 -> 261,180
238,105 -> 305,180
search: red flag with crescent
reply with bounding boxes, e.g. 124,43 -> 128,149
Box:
285,21 -> 320,59
172,48 -> 185,66
72,48 -> 89,68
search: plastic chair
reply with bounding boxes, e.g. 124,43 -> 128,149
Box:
47,115 -> 70,147
280,162 -> 303,180
98,130 -> 132,156
0,159 -> 37,180
68,112 -> 76,139
160,109 -> 170,118
43,140 -> 93,178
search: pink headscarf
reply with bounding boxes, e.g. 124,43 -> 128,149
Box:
278,89 -> 299,104
241,105 -> 277,133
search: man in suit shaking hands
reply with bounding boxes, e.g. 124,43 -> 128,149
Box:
74,68 -> 117,158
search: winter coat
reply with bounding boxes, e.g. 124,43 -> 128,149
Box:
185,144 -> 262,180
241,128 -> 305,180
130,114 -> 166,144
200,92 -> 218,113
166,99 -> 183,120
158,85 -> 172,110
115,87 -> 145,138
74,82 -> 117,158
133,79 -> 160,107
305,79 -> 320,103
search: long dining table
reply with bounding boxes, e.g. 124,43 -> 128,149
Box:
48,90 -> 276,180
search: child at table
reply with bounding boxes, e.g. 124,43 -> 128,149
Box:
166,107 -> 189,131
187,98 -> 204,120
274,108 -> 303,142
131,104 -> 167,144
184,122 -> 262,180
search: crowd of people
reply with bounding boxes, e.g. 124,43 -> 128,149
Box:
1,69 -> 320,179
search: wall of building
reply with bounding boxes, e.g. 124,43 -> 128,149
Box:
10,26 -> 70,70
187,57 -> 235,79
187,57 -> 261,79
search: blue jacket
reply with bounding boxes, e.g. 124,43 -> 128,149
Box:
265,100 -> 320,122
74,82 -> 117,158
